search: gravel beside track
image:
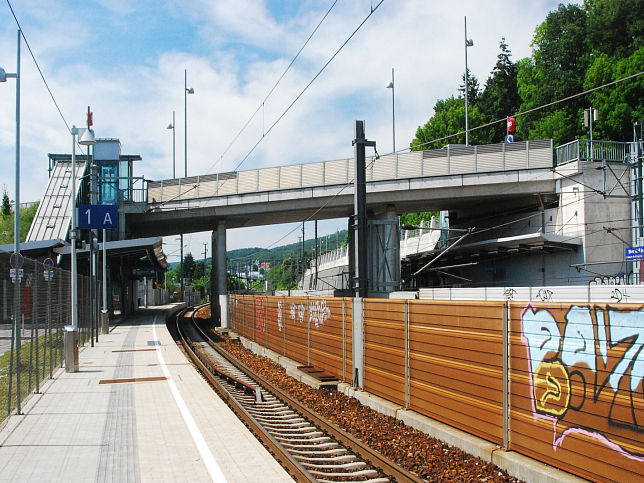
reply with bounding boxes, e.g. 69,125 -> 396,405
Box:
195,311 -> 520,483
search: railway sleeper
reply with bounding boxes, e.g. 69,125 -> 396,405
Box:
288,448 -> 348,456
261,422 -> 314,430
309,469 -> 380,478
300,461 -> 368,471
281,441 -> 340,450
265,427 -> 320,435
293,454 -> 357,463
316,478 -> 390,483
271,434 -> 329,443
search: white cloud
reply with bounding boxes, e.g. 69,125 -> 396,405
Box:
0,0 -> 573,258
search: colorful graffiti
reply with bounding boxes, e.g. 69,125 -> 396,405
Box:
521,303 -> 643,460
277,301 -> 283,331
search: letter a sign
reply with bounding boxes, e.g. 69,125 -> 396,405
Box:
78,204 -> 118,229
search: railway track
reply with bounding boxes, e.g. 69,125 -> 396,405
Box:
176,305 -> 424,483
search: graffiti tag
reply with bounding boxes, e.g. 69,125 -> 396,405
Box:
535,289 -> 553,302
611,288 -> 630,303
254,297 -> 266,333
504,288 -> 517,301
521,304 -> 643,461
308,300 -> 331,328
277,301 -> 283,331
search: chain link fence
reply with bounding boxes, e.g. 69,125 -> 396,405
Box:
0,251 -> 97,423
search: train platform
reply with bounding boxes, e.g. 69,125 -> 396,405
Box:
0,304 -> 293,482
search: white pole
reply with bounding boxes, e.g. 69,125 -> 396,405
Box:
71,127 -> 78,330
102,228 -> 107,312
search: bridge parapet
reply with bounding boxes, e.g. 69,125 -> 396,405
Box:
146,140 -> 554,204
555,139 -> 632,165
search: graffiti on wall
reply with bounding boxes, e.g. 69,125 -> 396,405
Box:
288,300 -> 331,328
254,297 -> 266,333
521,303 -> 643,461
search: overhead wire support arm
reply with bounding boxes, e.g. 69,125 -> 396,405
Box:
412,227 -> 475,278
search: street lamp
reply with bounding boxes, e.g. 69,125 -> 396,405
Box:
167,111 -> 176,178
181,70 -> 194,302
2,29 -> 21,413
464,16 -> 474,146
385,67 -> 396,154
70,125 -> 96,331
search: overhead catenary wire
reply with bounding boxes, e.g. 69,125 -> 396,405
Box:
226,0 -> 386,175
205,0 -> 339,175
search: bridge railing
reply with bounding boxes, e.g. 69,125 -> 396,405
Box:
555,139 -> 632,165
146,140 -> 554,204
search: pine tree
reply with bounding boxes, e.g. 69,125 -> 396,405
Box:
1,187 -> 11,217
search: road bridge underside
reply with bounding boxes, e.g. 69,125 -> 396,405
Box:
126,169 -> 557,238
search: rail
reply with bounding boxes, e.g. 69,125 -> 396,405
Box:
555,139 -> 632,165
147,140 -> 554,204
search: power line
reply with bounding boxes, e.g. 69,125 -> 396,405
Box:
5,1 -> 73,137
225,0 -> 386,174
206,0 -> 339,175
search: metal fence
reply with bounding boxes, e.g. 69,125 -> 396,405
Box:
0,251 -> 95,422
147,140 -> 554,204
555,139 -> 632,165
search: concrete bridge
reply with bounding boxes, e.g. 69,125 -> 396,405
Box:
126,140 -> 555,237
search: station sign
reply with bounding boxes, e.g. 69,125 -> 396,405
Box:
78,204 -> 118,230
625,246 -> 644,261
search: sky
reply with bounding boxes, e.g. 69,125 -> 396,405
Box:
0,0 -> 573,262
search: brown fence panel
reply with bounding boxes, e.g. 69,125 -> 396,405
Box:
509,301 -> 644,482
284,296 -> 309,366
408,300 -> 505,445
363,299 -> 406,406
309,297 -> 350,383
266,296 -> 285,356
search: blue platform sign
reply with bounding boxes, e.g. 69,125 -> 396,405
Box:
625,246 -> 644,261
78,204 -> 118,229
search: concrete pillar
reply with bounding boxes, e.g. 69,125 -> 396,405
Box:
210,220 -> 228,327
368,205 -> 400,296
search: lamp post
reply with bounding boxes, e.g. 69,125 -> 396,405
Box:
182,70 -> 194,302
166,111 -> 176,178
70,125 -> 96,330
385,67 -> 396,154
1,29 -> 21,414
464,16 -> 474,146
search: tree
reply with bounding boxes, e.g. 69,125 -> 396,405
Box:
410,96 -> 485,150
183,253 -> 196,280
517,3 -> 589,144
585,0 -> 644,59
194,261 -> 205,280
1,187 -> 10,217
477,38 -> 522,144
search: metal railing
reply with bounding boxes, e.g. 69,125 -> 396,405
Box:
0,251 -> 96,422
555,139 -> 632,165
100,176 -> 147,204
146,140 -> 554,204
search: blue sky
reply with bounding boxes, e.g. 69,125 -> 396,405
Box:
0,0 -> 571,261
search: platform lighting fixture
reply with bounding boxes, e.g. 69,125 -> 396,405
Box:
3,30 -> 22,413
181,70 -> 195,302
464,16 -> 474,146
167,111 -> 176,178
70,125 -> 96,330
385,68 -> 396,154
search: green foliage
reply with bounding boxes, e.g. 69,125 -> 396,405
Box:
0,202 -> 39,245
183,253 -> 195,280
265,257 -> 299,290
400,212 -> 438,227
477,38 -> 522,144
585,46 -> 644,140
411,1 -> 643,150
411,96 -> 485,150
1,187 -> 11,217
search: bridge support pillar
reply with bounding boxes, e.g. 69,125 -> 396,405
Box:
368,206 -> 400,296
210,220 -> 228,328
